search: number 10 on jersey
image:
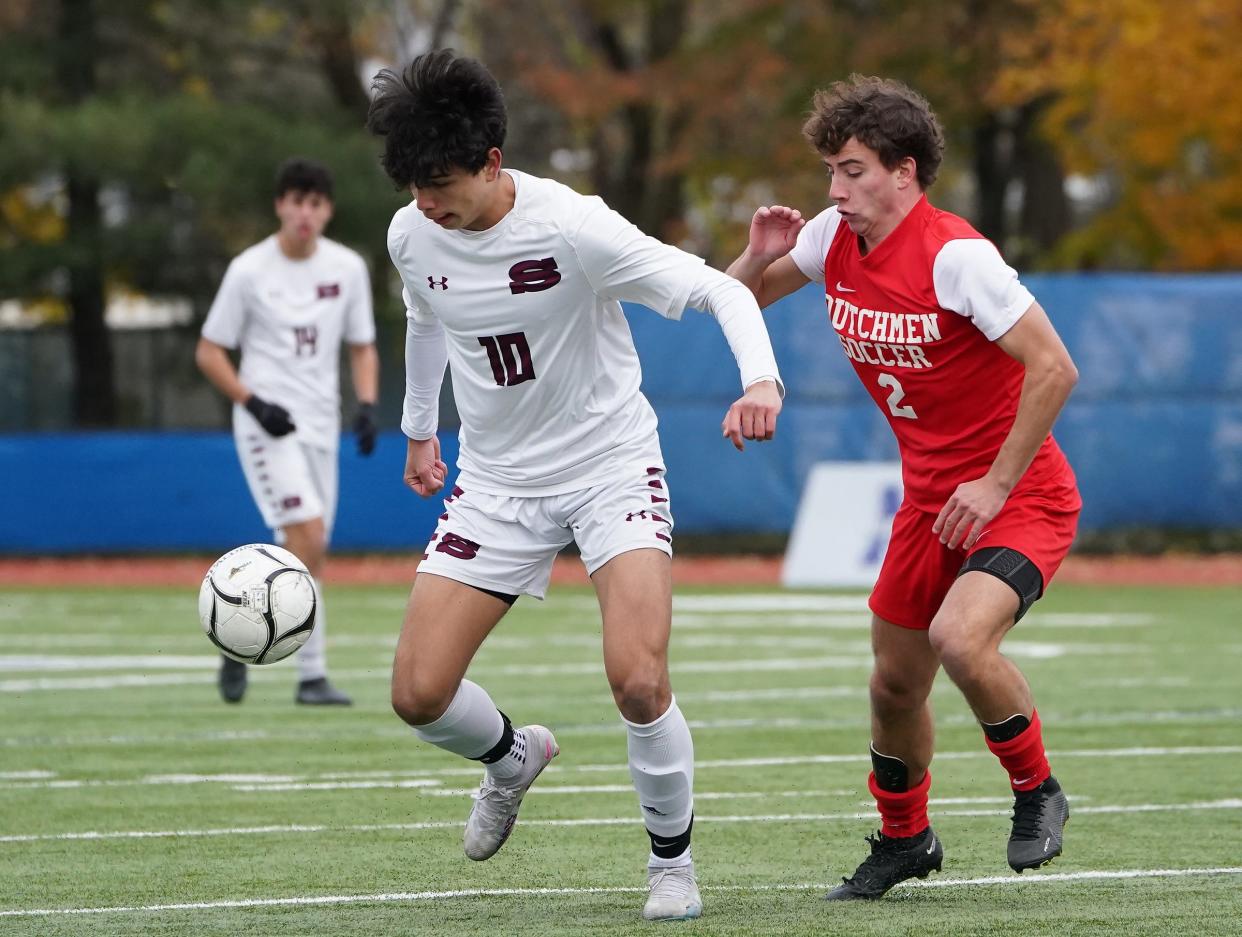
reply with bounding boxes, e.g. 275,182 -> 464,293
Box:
478,332 -> 536,387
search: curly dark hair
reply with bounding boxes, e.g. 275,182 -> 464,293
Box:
802,75 -> 944,189
366,49 -> 507,190
274,158 -> 333,199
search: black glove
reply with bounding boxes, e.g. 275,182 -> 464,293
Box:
244,394 -> 295,437
352,402 -> 378,456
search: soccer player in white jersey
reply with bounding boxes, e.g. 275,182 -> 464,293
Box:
197,158 -> 380,707
365,50 -> 783,922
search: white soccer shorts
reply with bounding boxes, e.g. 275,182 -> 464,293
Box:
233,408 -> 338,538
416,465 -> 675,599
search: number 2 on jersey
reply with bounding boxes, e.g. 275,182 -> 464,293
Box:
478,332 -> 536,387
877,372 -> 917,419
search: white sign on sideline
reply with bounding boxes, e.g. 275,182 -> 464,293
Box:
782,462 -> 903,588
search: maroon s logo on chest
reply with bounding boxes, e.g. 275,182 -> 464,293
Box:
316,283 -> 340,299
508,257 -> 561,294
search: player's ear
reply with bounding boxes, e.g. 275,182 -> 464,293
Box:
484,147 -> 503,182
896,157 -> 917,190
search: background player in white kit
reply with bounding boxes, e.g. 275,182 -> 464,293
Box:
196,158 -> 379,706
366,51 -> 783,922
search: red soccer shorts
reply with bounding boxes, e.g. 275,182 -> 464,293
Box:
868,490 -> 1080,631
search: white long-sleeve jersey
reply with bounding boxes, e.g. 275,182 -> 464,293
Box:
390,169 -> 781,496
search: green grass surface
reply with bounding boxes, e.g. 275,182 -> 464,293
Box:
1,582 -> 1240,935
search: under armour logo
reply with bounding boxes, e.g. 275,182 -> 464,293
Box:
626,510 -> 649,522
427,275 -> 448,290
509,257 -> 561,294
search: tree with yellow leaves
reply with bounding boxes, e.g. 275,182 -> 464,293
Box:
994,0 -> 1242,270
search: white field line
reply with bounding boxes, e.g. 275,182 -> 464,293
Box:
1,799 -> 1237,847
0,655 -> 877,692
5,745 -> 1242,791
530,706 -> 1242,738
8,698 -> 1235,747
678,685 -> 866,702
476,656 -> 875,677
0,655 -> 217,673
671,613 -> 871,630
2,867 -> 1240,917
0,674 -> 219,692
2,638 -> 1116,690
672,595 -> 871,612
1023,613 -> 1157,628
0,613 -> 1154,655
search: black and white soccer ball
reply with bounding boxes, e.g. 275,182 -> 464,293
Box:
198,543 -> 317,664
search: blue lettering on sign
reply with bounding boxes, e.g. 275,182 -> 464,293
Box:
862,484 -> 902,565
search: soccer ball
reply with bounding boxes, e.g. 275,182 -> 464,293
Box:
198,543 -> 317,664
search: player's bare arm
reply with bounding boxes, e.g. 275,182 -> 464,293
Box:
721,379 -> 783,451
403,436 -> 448,498
194,337 -> 251,404
726,206 -> 810,308
196,334 -> 296,437
348,342 -> 380,404
933,301 -> 1079,549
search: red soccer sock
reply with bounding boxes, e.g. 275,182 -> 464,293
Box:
984,708 -> 1051,791
868,768 -> 932,839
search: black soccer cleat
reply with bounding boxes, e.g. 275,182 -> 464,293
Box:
824,826 -> 943,900
1008,775 -> 1069,872
218,655 -> 248,703
295,677 -> 352,706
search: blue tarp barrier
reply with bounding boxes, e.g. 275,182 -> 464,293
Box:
2,274 -> 1239,552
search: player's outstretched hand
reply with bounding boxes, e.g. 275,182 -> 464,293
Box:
244,394 -> 295,437
353,402 -> 378,456
748,206 -> 805,263
933,475 -> 1011,550
721,379 -> 782,452
404,436 -> 448,498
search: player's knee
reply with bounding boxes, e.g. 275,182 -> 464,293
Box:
391,677 -> 453,727
928,616 -> 991,683
609,667 -> 671,724
869,668 -> 928,716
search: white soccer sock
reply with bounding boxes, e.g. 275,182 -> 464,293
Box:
411,679 -> 505,759
625,697 -> 695,852
296,577 -> 327,682
648,846 -> 693,870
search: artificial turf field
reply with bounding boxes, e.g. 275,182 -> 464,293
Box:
1,581 -> 1240,936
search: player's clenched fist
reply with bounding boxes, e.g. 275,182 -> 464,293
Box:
721,379 -> 782,451
404,436 -> 448,497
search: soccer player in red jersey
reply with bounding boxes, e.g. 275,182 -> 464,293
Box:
727,75 -> 1081,899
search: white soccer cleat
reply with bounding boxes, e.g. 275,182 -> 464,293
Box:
642,862 -> 702,921
463,724 -> 558,861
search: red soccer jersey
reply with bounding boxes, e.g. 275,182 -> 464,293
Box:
789,195 -> 1078,512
